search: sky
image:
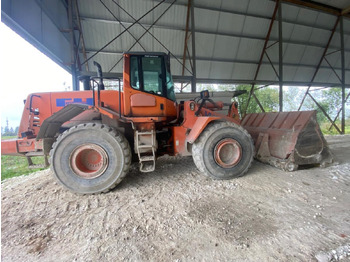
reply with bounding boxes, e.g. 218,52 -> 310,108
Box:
0,23 -> 72,129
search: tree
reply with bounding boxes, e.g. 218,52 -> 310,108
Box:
4,118 -> 10,134
321,88 -> 342,119
283,87 -> 307,111
234,85 -> 279,115
301,88 -> 342,124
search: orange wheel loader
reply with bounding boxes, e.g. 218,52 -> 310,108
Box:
1,52 -> 332,194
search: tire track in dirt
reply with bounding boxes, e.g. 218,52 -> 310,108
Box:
2,137 -> 350,261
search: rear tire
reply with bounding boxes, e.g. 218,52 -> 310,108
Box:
50,123 -> 131,194
192,121 -> 254,179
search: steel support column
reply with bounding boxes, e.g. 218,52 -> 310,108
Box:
340,16 -> 346,134
296,16 -> 344,134
68,0 -> 79,91
278,1 -> 283,112
245,0 -> 280,115
190,0 -> 197,93
180,0 -> 191,92
297,17 -> 340,111
308,93 -> 342,134
74,0 -> 89,72
329,91 -> 350,131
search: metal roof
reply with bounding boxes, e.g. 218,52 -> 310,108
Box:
1,0 -> 350,88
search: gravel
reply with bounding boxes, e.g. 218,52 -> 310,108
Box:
1,135 -> 350,261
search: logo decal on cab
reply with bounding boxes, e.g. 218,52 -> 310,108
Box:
56,98 -> 93,107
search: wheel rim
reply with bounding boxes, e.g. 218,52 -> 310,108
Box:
214,138 -> 242,168
70,144 -> 109,179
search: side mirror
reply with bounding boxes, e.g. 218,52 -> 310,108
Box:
200,90 -> 210,99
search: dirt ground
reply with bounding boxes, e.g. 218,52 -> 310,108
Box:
1,135 -> 350,261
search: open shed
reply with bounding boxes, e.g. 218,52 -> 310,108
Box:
1,0 -> 350,132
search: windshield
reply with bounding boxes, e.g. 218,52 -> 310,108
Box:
130,55 -> 176,101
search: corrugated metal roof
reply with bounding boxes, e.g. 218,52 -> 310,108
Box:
2,0 -> 350,87
74,0 -> 350,86
315,0 -> 350,9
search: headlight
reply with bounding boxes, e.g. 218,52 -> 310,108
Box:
190,102 -> 195,111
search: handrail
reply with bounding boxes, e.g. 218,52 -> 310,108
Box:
90,77 -> 122,118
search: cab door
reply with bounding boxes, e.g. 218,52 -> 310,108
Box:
123,54 -> 177,119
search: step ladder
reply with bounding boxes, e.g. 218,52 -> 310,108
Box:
135,130 -> 156,172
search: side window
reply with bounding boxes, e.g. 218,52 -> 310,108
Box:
142,57 -> 163,95
130,56 -> 139,89
166,71 -> 176,101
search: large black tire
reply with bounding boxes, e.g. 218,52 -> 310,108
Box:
192,121 -> 254,179
50,123 -> 131,194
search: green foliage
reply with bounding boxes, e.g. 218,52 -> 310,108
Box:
1,126 -> 19,136
283,87 -> 306,111
234,85 -> 279,115
303,88 -> 347,132
196,84 -> 348,134
1,136 -> 16,140
1,135 -> 46,180
1,155 -> 46,180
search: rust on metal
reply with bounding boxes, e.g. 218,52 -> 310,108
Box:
242,110 -> 333,171
245,0 -> 280,115
214,138 -> 242,168
70,143 -> 109,179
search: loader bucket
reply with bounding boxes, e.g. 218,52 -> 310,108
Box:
241,111 -> 333,171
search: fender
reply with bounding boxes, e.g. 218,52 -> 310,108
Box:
182,100 -> 241,144
36,104 -> 90,139
186,117 -> 221,144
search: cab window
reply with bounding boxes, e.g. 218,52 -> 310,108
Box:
129,55 -> 176,101
166,71 -> 176,101
141,57 -> 163,95
130,56 -> 140,90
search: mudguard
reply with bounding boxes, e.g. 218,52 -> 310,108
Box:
36,104 -> 89,139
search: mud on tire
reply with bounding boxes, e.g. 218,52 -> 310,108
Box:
192,121 -> 254,179
50,123 -> 131,194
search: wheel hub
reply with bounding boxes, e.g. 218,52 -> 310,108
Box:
214,138 -> 242,168
70,144 -> 109,179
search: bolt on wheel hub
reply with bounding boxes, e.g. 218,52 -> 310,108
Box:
214,138 -> 242,168
70,144 -> 109,179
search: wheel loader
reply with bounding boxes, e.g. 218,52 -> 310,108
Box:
1,52 -> 333,194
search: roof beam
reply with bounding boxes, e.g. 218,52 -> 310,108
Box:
78,70 -> 350,87
278,0 -> 341,16
150,0 -> 350,31
80,17 -> 350,53
342,5 -> 350,15
194,78 -> 350,87
84,49 -> 350,73
80,9 -> 350,36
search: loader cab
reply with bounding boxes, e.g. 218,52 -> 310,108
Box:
123,52 -> 177,119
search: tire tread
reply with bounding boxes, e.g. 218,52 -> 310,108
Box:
192,121 -> 254,179
50,123 -> 131,194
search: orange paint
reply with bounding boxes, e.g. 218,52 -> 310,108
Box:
2,53 -> 240,159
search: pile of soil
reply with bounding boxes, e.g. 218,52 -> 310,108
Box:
1,136 -> 350,261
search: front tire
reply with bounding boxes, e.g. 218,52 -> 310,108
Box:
192,121 -> 254,179
50,123 -> 131,194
